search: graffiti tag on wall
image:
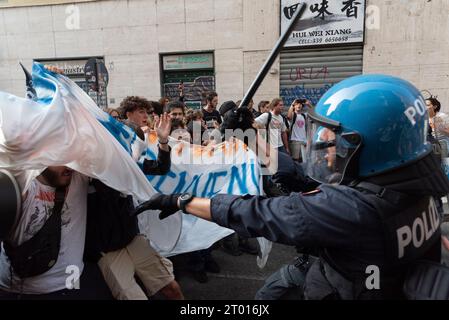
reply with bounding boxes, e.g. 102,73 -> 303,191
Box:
280,83 -> 333,106
289,66 -> 329,82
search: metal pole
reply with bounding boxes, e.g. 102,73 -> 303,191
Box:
239,3 -> 306,108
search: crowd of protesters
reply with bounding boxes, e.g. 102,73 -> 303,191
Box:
2,64 -> 447,300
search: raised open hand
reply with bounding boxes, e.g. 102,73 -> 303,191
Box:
154,112 -> 172,143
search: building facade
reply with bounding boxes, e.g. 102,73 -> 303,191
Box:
0,0 -> 447,110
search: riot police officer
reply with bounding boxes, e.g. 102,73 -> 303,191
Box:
134,75 -> 449,299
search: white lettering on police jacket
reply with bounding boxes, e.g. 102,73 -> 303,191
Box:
396,197 -> 440,259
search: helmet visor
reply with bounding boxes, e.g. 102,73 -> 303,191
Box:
304,113 -> 361,184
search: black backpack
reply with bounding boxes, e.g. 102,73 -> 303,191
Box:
84,180 -> 139,262
4,187 -> 66,278
0,170 -> 21,242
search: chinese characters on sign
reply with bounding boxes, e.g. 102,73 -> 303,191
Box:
281,0 -> 365,47
341,0 -> 362,18
310,0 -> 333,20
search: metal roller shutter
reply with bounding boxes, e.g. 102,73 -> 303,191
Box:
280,45 -> 363,107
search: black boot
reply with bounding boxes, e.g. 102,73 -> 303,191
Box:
239,237 -> 259,255
221,233 -> 243,256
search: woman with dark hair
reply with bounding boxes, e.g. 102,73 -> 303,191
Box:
427,97 -> 448,136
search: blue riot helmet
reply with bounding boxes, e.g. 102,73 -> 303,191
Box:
304,74 -> 431,184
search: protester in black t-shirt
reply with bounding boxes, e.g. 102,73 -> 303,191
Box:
202,91 -> 222,129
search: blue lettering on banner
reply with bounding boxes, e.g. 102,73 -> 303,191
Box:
249,161 -> 261,195
206,171 -> 228,198
172,171 -> 187,194
146,163 -> 257,198
181,173 -> 203,196
172,172 -> 203,196
204,171 -> 228,198
227,163 -> 249,195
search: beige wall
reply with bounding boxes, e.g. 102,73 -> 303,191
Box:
364,0 -> 449,111
2,0 -> 449,110
0,0 -> 281,107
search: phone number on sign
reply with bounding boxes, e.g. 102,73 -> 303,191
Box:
296,36 -> 350,45
325,36 -> 349,43
296,38 -> 323,45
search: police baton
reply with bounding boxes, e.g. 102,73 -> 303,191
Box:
238,3 -> 306,109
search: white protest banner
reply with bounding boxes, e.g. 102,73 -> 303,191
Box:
0,63 -> 272,265
138,135 -> 264,256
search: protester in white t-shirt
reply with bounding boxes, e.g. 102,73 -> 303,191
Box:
287,99 -> 310,162
0,167 -> 89,296
255,98 -> 290,155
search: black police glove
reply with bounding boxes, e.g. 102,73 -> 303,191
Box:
133,193 -> 180,220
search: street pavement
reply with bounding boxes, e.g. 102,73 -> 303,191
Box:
170,241 -> 297,300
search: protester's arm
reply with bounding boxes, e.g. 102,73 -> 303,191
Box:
154,113 -> 171,153
142,113 -> 172,175
143,147 -> 171,175
287,103 -> 295,121
254,113 -> 267,123
304,100 -> 313,108
282,132 -> 290,152
253,113 -> 268,130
